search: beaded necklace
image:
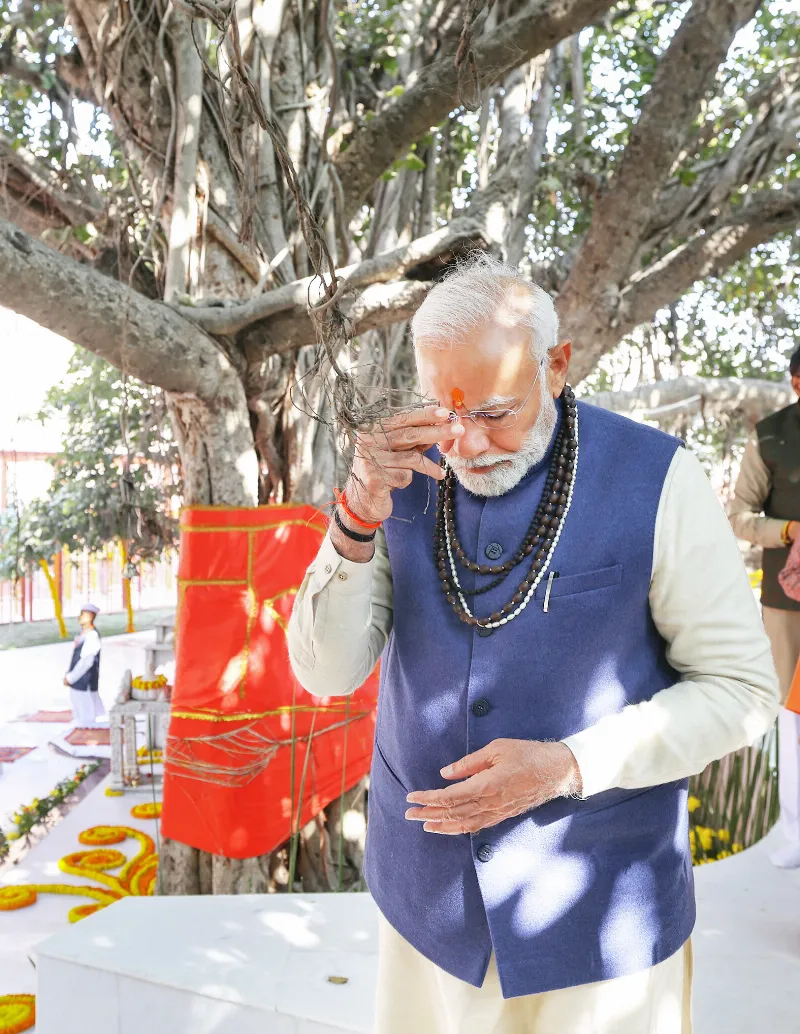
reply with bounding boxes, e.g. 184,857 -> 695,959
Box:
434,386 -> 579,630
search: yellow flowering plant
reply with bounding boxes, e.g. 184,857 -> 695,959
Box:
688,725 -> 778,866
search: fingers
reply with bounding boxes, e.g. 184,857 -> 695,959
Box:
354,448 -> 447,488
440,744 -> 497,781
406,772 -> 487,808
383,450 -> 445,481
386,421 -> 463,450
405,801 -> 497,835
384,405 -> 452,429
363,421 -> 462,455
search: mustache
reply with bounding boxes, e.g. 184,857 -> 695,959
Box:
446,454 -> 509,470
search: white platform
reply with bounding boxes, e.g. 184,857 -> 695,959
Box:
33,823 -> 800,1034
35,892 -> 378,1034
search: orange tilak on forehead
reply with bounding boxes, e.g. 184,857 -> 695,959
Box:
451,387 -> 465,409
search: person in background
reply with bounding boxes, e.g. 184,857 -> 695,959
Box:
64,602 -> 104,728
730,345 -> 800,869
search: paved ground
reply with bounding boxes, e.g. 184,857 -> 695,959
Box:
0,628 -> 173,829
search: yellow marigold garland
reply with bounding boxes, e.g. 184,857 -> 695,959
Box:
132,674 -> 168,691
130,801 -> 162,819
79,825 -> 127,846
0,887 -> 37,912
60,849 -> 127,873
1,825 -> 157,923
0,994 -> 35,1034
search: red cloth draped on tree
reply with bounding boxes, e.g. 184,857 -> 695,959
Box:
161,505 -> 378,859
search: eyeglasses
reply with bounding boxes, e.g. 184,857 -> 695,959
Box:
450,360 -> 545,430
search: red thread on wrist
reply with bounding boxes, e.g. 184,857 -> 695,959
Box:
334,488 -> 383,530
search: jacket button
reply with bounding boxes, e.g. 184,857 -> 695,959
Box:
476,625 -> 493,637
485,542 -> 503,561
471,698 -> 491,717
477,844 -> 493,863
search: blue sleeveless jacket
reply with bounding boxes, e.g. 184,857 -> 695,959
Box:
364,400 -> 694,998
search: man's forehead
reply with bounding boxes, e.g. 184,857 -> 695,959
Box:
417,341 -> 532,390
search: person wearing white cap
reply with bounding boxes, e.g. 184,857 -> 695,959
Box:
63,603 -> 104,727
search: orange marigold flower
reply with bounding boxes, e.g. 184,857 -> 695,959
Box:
0,993 -> 36,1033
0,887 -> 37,911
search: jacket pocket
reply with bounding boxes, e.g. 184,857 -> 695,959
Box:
373,739 -> 410,794
534,563 -> 623,601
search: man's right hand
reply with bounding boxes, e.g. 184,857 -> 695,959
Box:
789,521 -> 800,545
346,406 -> 463,523
331,406 -> 463,562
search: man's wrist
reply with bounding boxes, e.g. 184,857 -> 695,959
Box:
558,742 -> 583,798
330,507 -> 376,564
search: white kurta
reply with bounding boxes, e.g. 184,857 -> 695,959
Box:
66,628 -> 105,727
376,915 -> 692,1034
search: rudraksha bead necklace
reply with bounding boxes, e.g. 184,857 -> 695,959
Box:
434,386 -> 579,630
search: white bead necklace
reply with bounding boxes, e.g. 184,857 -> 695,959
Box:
444,406 -> 580,629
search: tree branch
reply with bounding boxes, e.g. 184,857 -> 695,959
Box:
0,137 -> 105,242
333,0 -> 616,218
620,184 -> 800,332
164,12 -> 203,300
176,222 -> 486,335
0,38 -> 94,105
643,63 -> 800,253
243,280 -> 431,360
568,185 -> 800,383
0,218 -> 231,400
558,0 -> 762,343
588,375 -> 794,427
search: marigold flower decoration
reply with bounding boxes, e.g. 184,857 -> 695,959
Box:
130,802 -> 162,820
132,674 -> 169,692
0,993 -> 35,1033
0,825 -> 157,924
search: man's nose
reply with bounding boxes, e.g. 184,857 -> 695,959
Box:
448,418 -> 490,459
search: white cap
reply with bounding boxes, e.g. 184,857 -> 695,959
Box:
80,602 -> 100,615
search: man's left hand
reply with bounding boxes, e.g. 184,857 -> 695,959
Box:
405,739 -> 582,835
63,676 -> 70,687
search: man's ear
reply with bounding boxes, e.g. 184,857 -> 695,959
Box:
547,340 -> 572,395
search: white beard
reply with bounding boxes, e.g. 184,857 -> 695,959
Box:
446,386 -> 559,498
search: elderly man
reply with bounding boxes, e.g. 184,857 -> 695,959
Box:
730,346 -> 800,869
288,255 -> 778,1034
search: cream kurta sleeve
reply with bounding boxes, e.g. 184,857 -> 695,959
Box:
287,528 -> 394,697
563,447 -> 780,798
728,436 -> 786,548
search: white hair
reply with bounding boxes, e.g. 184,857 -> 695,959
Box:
410,252 -> 559,363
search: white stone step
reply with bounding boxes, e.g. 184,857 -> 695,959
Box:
33,824 -> 800,1033
35,891 -> 378,1034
